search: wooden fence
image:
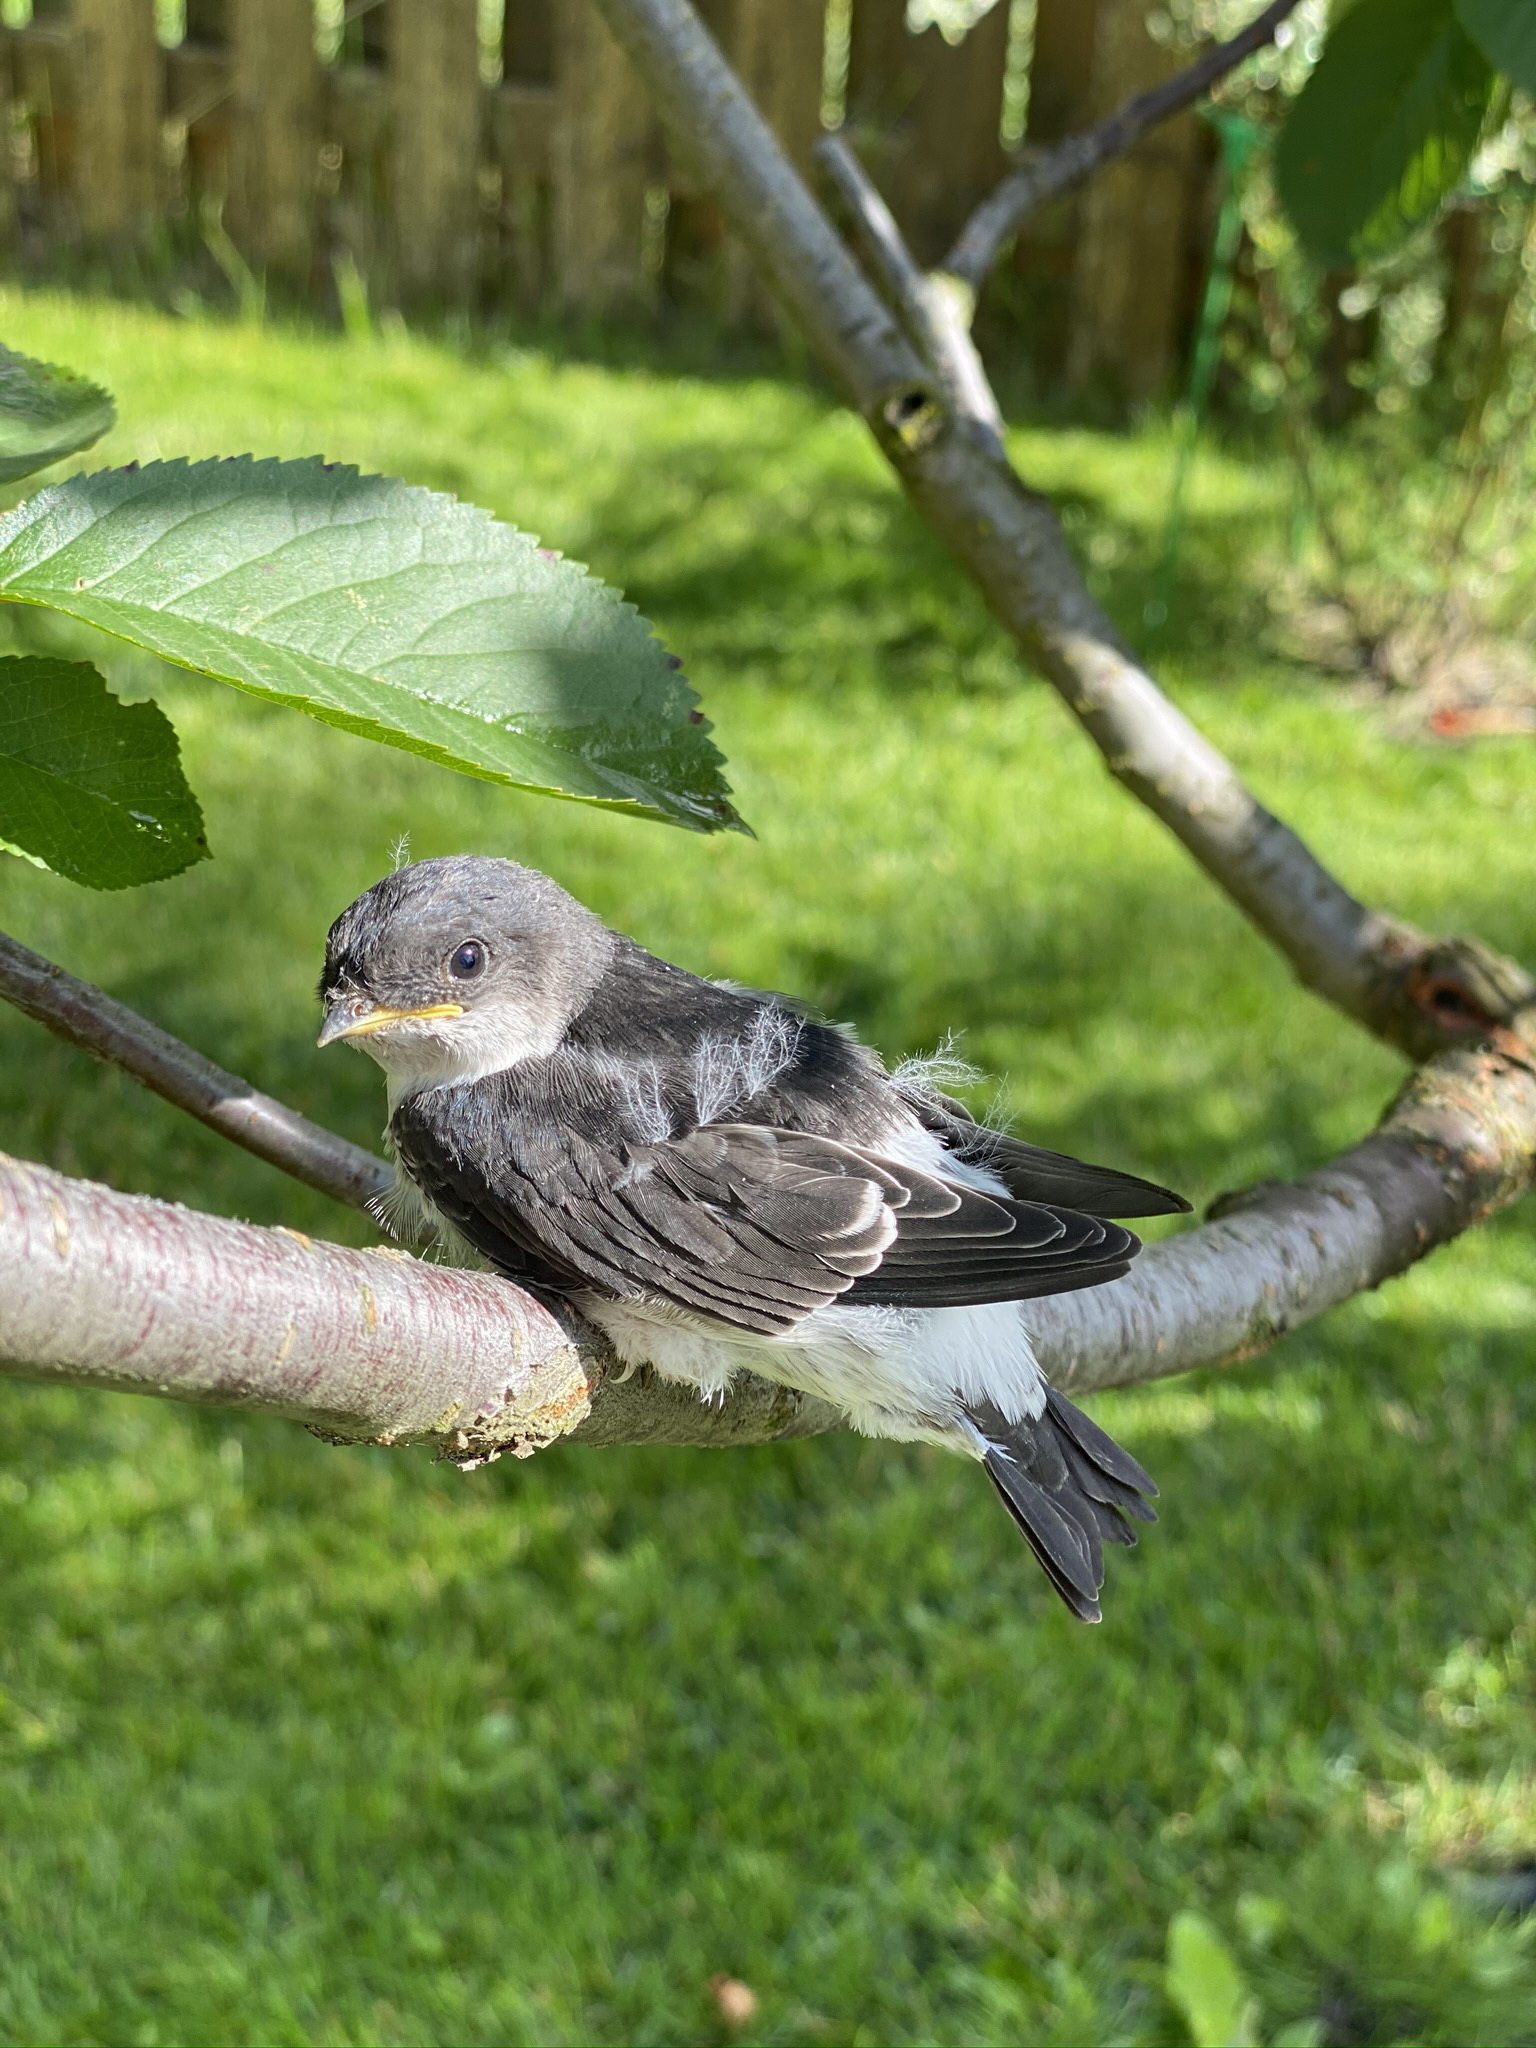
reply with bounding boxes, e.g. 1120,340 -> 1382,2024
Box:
0,0 -> 1216,400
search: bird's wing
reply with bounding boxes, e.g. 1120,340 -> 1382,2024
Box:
900,1088 -> 1190,1218
393,1108 -> 1139,1336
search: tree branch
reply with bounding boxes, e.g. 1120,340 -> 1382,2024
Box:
592,0 -> 1536,1062
3,1038 -> 1532,1447
0,928 -> 394,1213
815,132 -> 1004,447
943,0 -> 1303,294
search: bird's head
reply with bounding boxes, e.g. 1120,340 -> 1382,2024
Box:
317,855 -> 615,1093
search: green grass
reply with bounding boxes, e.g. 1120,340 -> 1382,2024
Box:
0,287 -> 1534,2047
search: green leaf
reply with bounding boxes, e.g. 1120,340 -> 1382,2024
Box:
1165,1911 -> 1260,2048
0,344 -> 115,485
0,655 -> 207,889
1456,0 -> 1536,91
0,457 -> 743,834
1275,0 -> 1495,266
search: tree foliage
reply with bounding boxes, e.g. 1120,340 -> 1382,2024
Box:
1274,0 -> 1531,267
0,654 -> 205,889
0,342 -> 114,484
0,375 -> 741,892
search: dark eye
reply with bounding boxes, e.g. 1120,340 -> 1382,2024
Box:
448,940 -> 487,980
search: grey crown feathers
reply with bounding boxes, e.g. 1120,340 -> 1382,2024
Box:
319,855 -> 1190,1623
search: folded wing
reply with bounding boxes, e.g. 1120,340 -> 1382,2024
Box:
391,1106 -> 1142,1336
900,1086 -> 1191,1218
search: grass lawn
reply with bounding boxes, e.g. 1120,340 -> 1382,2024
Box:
0,286 -> 1534,2046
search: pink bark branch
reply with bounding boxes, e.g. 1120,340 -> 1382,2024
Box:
4,1040 -> 1532,1449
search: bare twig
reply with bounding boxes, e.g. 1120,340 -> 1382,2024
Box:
0,929 -> 393,1213
943,0 -> 1303,293
591,0 -> 1534,1061
815,132 -> 1004,448
4,1037 -> 1533,1445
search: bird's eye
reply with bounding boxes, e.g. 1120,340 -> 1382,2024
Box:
448,940 -> 488,980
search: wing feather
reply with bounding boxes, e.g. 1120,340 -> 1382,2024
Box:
900,1088 -> 1191,1218
391,1091 -> 1148,1336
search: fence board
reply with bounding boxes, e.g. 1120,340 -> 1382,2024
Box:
504,0 -> 555,84
391,0 -> 482,301
733,0 -> 823,174
73,0 -> 159,241
178,0 -> 233,224
846,0 -> 911,123
1028,0 -> 1100,143
228,0 -> 319,280
896,5 -> 1009,265
1067,0 -> 1202,402
1011,0 -> 1102,380
324,57 -> 388,285
489,82 -> 556,304
553,0 -> 654,314
10,18 -> 76,224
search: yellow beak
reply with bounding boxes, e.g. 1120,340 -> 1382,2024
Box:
317,1000 -> 464,1049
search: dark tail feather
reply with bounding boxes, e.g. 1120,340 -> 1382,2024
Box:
984,1450 -> 1104,1621
969,1387 -> 1158,1624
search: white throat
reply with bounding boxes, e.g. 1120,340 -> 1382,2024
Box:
367,1002 -> 567,1107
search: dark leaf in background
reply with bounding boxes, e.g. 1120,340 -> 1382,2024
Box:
0,654 -> 207,889
0,457 -> 744,834
0,344 -> 115,485
1276,0 -> 1495,266
1455,0 -> 1536,92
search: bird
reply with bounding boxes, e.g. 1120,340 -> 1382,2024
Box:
317,855 -> 1190,1622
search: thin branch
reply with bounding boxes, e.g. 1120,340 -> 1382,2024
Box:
0,928 -> 393,1213
592,0 -> 1536,1062
816,132 -> 1004,448
4,1037 -> 1533,1446
944,0 -> 1303,294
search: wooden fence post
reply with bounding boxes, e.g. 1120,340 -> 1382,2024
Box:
72,0 -> 160,243
228,0 -> 320,282
896,4 -> 1009,265
553,0 -> 653,315
732,0 -> 823,175
1012,0 -> 1102,381
846,0 -> 911,124
178,0 -> 233,224
1065,0 -> 1204,404
495,0 -> 558,308
390,0 -> 482,302
706,0 -> 823,320
842,1 -> 1009,269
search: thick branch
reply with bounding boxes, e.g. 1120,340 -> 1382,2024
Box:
0,1149 -> 841,1455
1040,1043 -> 1536,1393
944,0 -> 1302,293
0,928 -> 393,1212
592,0 -> 1534,1062
4,1040 -> 1532,1447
